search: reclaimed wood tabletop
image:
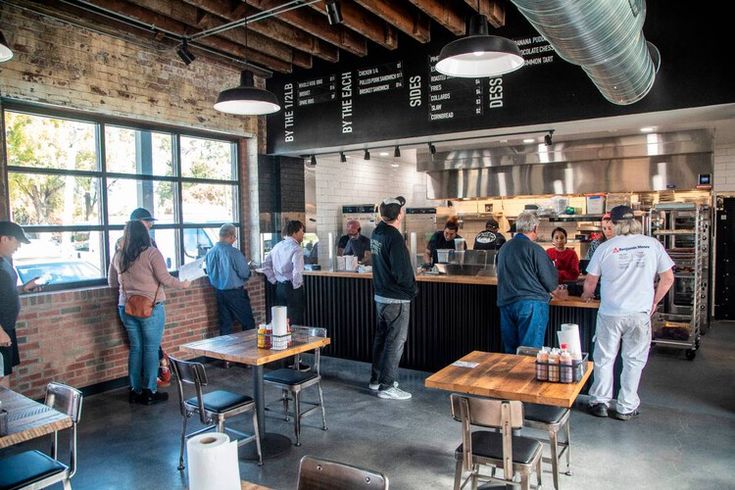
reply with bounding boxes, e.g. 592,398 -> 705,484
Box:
425,351 -> 593,408
0,386 -> 72,449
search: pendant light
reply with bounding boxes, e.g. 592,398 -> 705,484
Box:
436,14 -> 523,78
213,20 -> 280,115
0,30 -> 14,62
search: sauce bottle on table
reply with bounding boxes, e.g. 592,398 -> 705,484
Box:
536,347 -> 549,381
559,343 -> 573,383
548,348 -> 560,382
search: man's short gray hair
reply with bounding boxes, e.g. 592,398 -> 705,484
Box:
515,211 -> 539,233
613,218 -> 642,236
219,223 -> 237,238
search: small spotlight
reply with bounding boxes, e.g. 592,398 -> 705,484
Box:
310,154 -> 317,166
544,130 -> 554,147
394,145 -> 401,158
364,149 -> 371,160
428,143 -> 436,155
340,152 -> 347,163
325,0 -> 343,25
176,39 -> 195,65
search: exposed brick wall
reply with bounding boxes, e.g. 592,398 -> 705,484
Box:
0,5 -> 266,397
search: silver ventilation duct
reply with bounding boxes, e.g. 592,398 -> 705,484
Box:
511,0 -> 658,105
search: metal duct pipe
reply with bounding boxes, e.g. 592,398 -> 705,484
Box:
511,0 -> 658,105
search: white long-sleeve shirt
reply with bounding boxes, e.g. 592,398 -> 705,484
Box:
263,237 -> 304,289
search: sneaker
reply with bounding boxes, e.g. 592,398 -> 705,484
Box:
613,409 -> 640,421
377,385 -> 412,400
369,381 -> 397,391
128,389 -> 142,404
589,403 -> 609,418
156,375 -> 171,389
140,389 -> 169,405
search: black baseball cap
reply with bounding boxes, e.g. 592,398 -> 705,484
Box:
379,196 -> 406,221
0,221 -> 31,244
610,205 -> 634,223
130,208 -> 156,221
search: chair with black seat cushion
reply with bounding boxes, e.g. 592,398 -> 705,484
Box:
517,346 -> 572,489
0,382 -> 83,490
297,455 -> 389,490
169,356 -> 262,469
263,326 -> 327,446
450,394 -> 542,490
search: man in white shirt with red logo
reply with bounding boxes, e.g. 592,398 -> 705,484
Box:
582,205 -> 674,421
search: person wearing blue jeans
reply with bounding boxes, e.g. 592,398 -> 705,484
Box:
496,211 -> 558,353
118,304 -> 165,395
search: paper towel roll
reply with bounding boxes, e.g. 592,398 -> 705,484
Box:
558,323 -> 583,360
272,306 -> 288,335
187,433 -> 240,490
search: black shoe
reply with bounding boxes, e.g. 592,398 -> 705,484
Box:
140,389 -> 169,405
128,389 -> 142,404
613,409 -> 640,421
589,403 -> 609,418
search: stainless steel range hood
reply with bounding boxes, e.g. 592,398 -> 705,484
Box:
420,130 -> 713,199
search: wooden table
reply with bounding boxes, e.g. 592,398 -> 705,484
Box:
425,351 -> 593,408
241,480 -> 271,490
0,386 -> 72,449
181,329 -> 331,457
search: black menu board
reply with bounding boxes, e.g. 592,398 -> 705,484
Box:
267,1 -> 734,155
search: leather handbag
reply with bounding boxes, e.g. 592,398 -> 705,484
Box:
122,276 -> 160,319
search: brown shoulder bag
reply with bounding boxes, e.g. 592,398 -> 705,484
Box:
121,274 -> 160,319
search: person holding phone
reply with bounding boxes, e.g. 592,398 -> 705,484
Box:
0,221 -> 41,387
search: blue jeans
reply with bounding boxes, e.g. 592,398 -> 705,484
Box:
499,300 -> 549,354
118,304 -> 165,392
371,302 -> 411,390
215,288 -> 256,335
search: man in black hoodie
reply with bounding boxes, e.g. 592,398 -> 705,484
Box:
369,196 -> 417,400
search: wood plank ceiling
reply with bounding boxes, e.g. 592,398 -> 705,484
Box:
20,0 -> 508,75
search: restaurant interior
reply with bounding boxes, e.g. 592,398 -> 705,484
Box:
1,1 -> 734,489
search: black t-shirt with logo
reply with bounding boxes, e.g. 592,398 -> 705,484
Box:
473,230 -> 506,250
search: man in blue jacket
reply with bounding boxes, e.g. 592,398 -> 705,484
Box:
496,211 -> 558,353
369,196 -> 417,400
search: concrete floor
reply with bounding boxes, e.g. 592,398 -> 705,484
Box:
5,322 -> 734,489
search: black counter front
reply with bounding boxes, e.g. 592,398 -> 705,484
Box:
265,272 -> 599,373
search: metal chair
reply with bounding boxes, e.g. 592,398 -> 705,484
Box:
297,455 -> 389,490
450,394 -> 543,490
263,326 -> 327,446
0,382 -> 83,490
169,356 -> 262,469
516,345 -> 572,490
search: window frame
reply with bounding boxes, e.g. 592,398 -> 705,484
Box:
1,100 -> 242,292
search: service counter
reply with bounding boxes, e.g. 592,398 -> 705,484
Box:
266,271 -> 599,373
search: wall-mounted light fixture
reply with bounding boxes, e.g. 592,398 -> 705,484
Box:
544,130 -> 554,147
310,154 -> 317,166
393,145 -> 401,158
176,39 -> 195,65
340,151 -> 347,163
325,1 -> 343,25
0,30 -> 14,62
363,149 -> 371,161
214,70 -> 281,115
428,143 -> 437,156
436,14 -> 524,78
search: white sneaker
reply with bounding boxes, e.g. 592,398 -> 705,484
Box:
377,385 -> 412,400
368,381 -> 397,391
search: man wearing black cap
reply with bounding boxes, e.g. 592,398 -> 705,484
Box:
369,196 -> 417,400
0,221 -> 40,386
582,205 -> 674,421
473,217 -> 506,250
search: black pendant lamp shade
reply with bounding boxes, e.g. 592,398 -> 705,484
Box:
214,70 -> 281,115
436,15 -> 524,78
0,30 -> 14,62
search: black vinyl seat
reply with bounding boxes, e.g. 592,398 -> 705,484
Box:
169,356 -> 262,469
523,403 -> 568,424
264,369 -> 318,385
0,382 -> 83,490
455,430 -> 542,465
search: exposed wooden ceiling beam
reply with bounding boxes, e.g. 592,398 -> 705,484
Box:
464,0 -> 505,28
353,0 -> 431,43
407,0 -> 466,36
183,0 -> 339,63
307,1 -> 397,50
78,0 -> 292,72
244,0 -> 368,57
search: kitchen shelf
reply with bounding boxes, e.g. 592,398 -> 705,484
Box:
652,229 -> 696,235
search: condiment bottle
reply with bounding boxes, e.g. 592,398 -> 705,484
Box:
257,325 -> 267,349
548,348 -> 560,382
536,347 -> 549,381
265,323 -> 273,349
559,343 -> 573,383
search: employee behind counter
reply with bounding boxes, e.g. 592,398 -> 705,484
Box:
337,219 -> 372,264
424,217 -> 467,267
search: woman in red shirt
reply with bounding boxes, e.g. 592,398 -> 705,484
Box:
547,227 -> 579,282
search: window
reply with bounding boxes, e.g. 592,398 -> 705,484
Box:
3,105 -> 240,289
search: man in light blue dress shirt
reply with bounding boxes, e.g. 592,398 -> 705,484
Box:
205,224 -> 256,335
263,220 -> 305,325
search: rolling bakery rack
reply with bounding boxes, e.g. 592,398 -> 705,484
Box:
648,202 -> 710,360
